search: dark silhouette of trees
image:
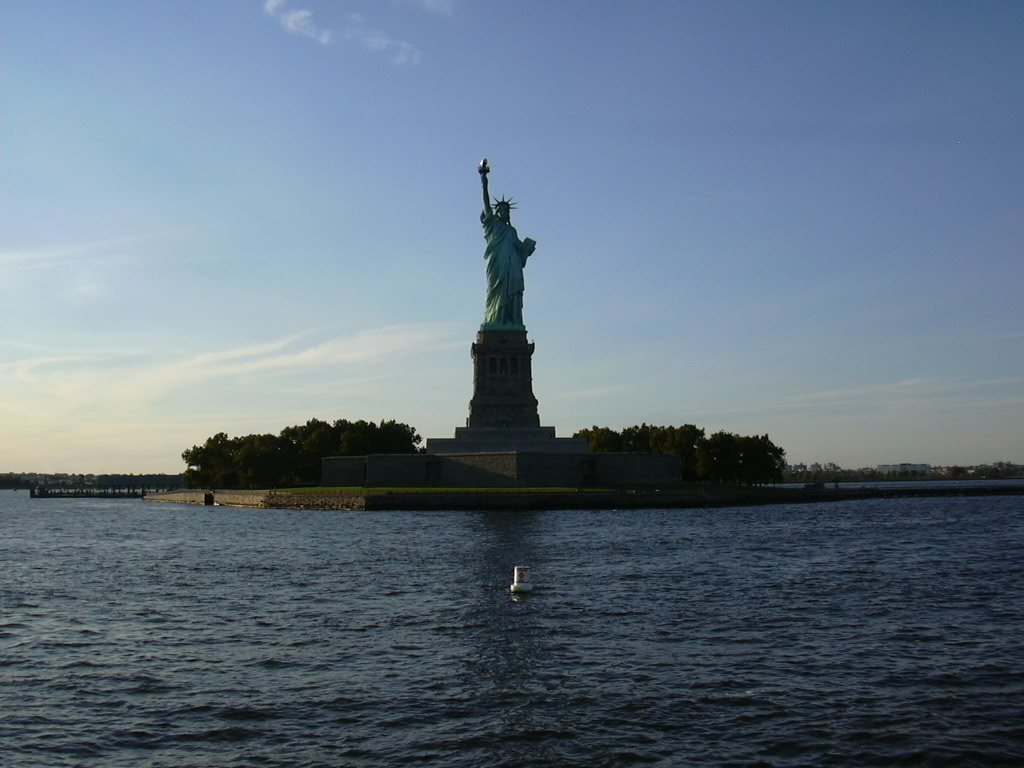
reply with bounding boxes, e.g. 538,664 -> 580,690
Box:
182,418 -> 421,489
652,424 -> 706,481
0,474 -> 32,490
737,434 -> 787,485
183,431 -> 239,489
696,430 -> 744,484
574,424 -> 785,485
575,426 -> 623,453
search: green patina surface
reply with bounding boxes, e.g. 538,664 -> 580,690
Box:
478,159 -> 536,331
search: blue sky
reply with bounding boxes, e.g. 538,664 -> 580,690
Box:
2,1 -> 1022,473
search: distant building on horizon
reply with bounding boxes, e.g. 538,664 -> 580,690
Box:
876,463 -> 932,475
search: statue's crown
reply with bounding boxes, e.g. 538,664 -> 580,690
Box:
493,196 -> 516,210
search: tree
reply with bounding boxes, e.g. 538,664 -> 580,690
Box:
697,431 -> 743,484
570,422 -> 788,486
375,419 -> 423,454
234,433 -> 290,489
651,424 -> 706,481
574,426 -> 623,452
737,434 -> 786,485
182,417 -> 423,489
337,420 -> 379,456
280,418 -> 338,485
182,432 -> 239,488
620,423 -> 657,453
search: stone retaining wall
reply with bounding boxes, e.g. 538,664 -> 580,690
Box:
322,451 -> 682,488
146,490 -> 368,509
144,484 -> 1024,512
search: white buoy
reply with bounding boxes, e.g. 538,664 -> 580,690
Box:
510,565 -> 533,593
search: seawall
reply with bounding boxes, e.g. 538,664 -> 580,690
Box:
145,490 -> 369,510
144,484 -> 1024,511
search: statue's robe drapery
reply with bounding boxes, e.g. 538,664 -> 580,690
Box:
481,209 -> 536,329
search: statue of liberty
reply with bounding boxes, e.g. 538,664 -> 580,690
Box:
478,159 -> 536,330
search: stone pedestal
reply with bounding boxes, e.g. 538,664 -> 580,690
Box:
467,329 -> 539,428
425,329 -> 588,455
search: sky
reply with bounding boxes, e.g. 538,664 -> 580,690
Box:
2,1 -> 1023,474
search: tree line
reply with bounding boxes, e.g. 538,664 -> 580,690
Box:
0,474 -> 32,490
181,418 -> 783,489
573,424 -> 786,485
182,418 -> 421,489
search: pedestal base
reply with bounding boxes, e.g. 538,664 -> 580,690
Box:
426,427 -> 588,455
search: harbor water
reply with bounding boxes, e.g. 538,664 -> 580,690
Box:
2,491 -> 1022,766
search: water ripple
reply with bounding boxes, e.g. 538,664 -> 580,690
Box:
0,494 -> 1022,766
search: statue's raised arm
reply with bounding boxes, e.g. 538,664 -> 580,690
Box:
476,159 -> 536,331
478,158 -> 492,216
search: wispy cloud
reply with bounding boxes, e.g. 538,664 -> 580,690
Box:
397,0 -> 458,16
283,9 -> 332,45
262,3 -> 422,65
0,236 -> 155,308
264,0 -> 331,45
339,14 -> 421,65
0,234 -> 155,270
0,324 -> 458,422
